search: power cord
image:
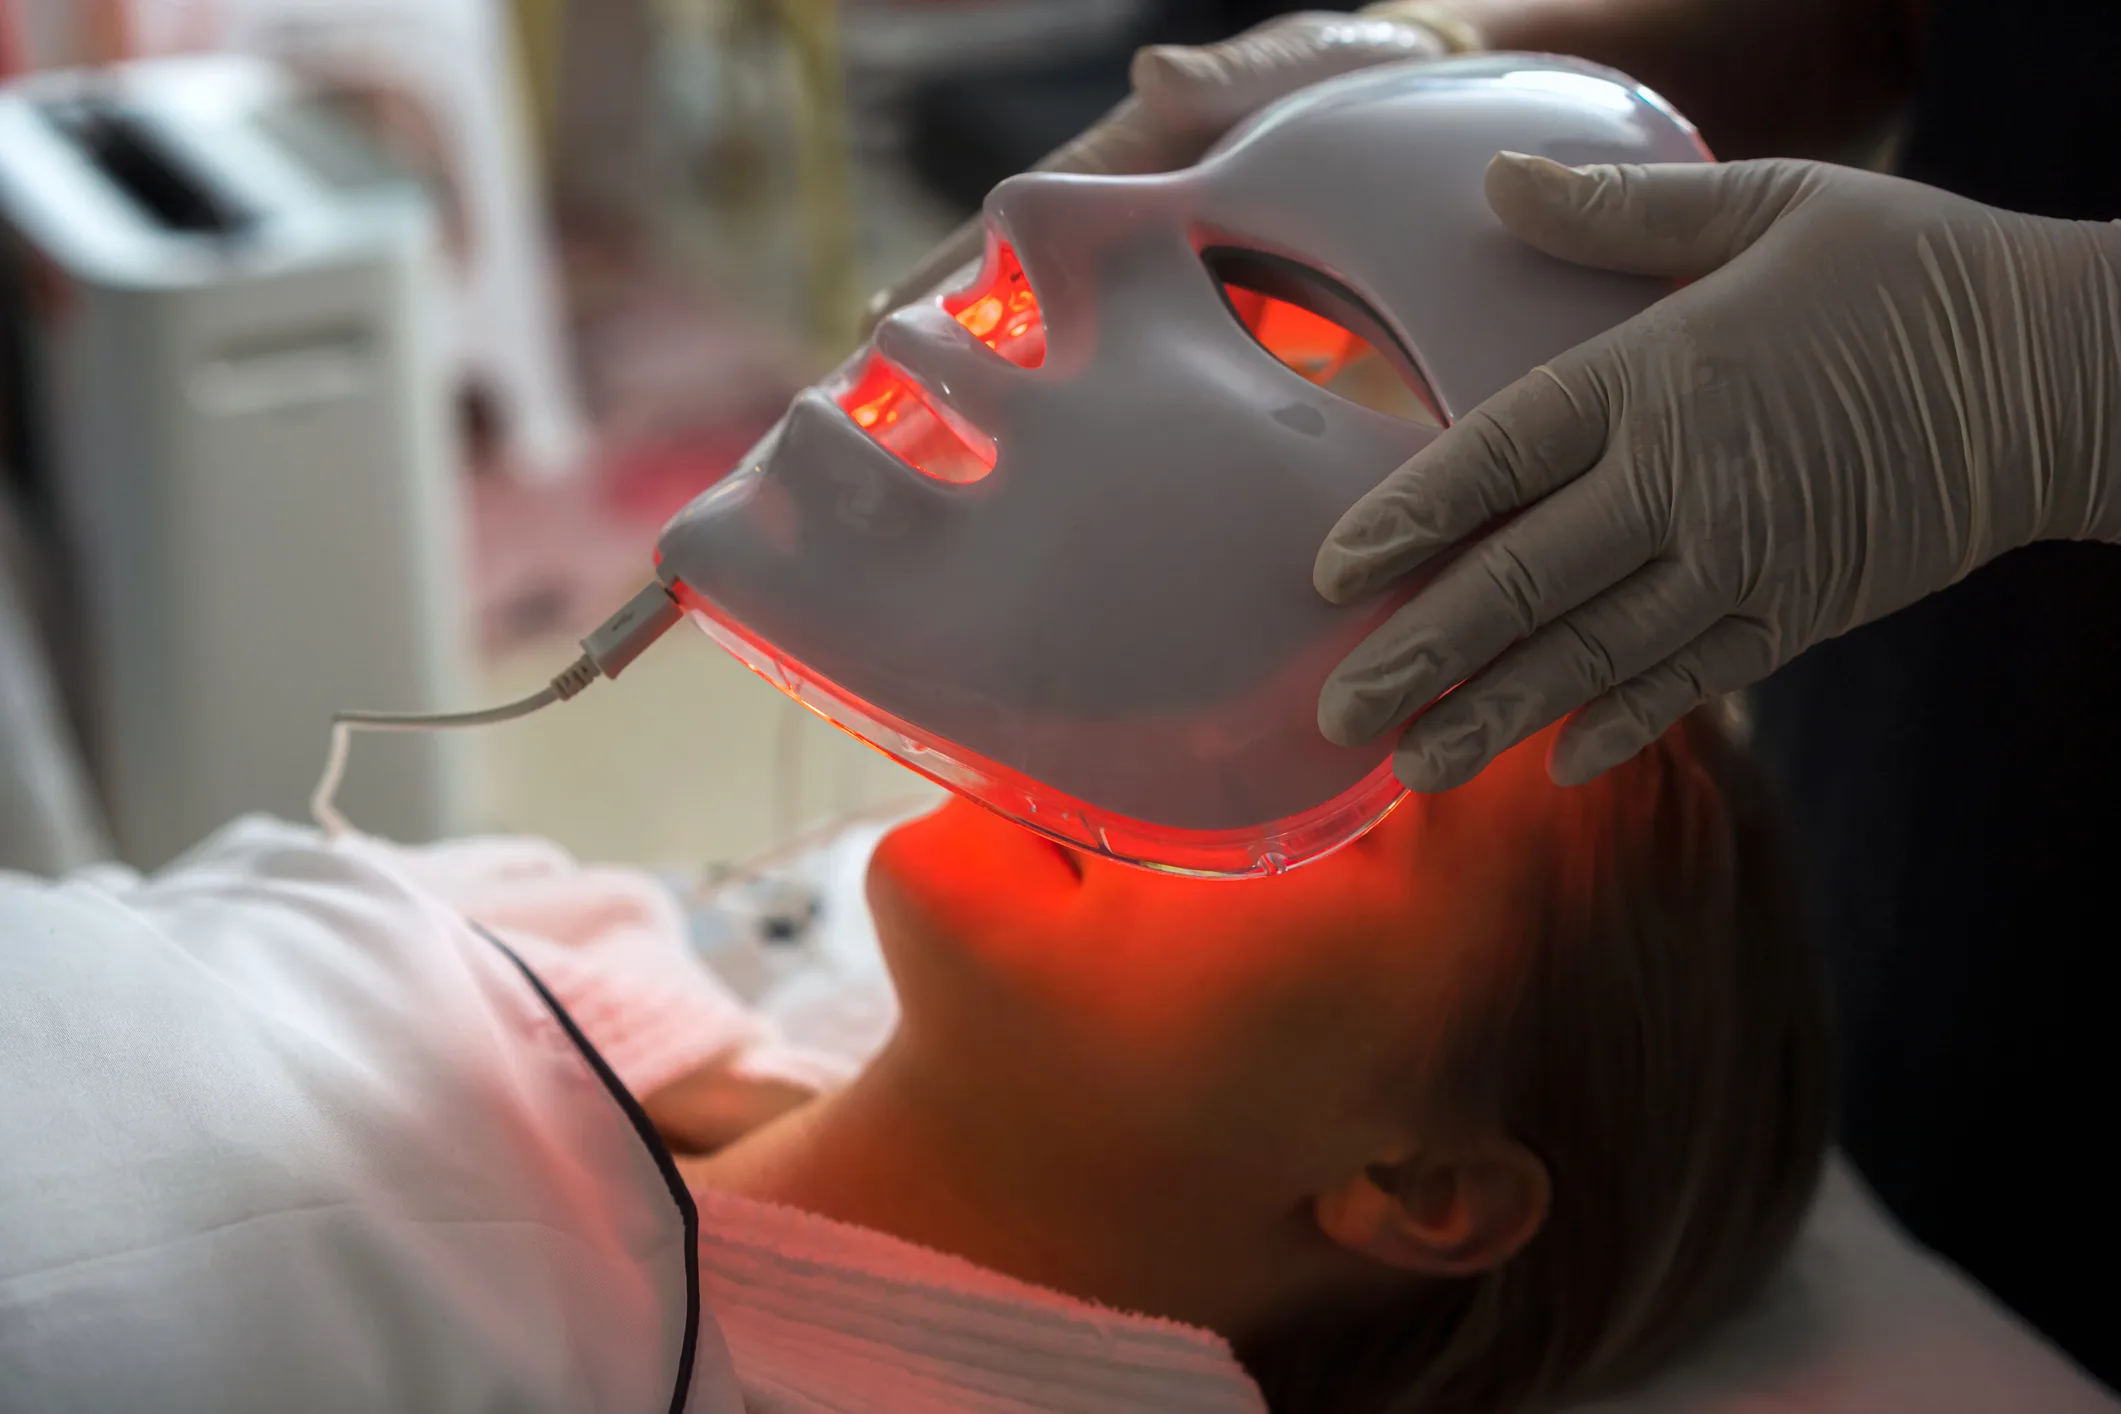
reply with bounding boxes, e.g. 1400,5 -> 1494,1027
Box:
311,582 -> 684,837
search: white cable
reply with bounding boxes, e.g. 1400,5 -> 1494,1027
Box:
310,661 -> 585,838
310,583 -> 683,839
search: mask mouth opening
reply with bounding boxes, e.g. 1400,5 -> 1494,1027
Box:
832,243 -> 1045,485
1204,247 -> 1445,428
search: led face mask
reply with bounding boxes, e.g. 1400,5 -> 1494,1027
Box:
655,55 -> 1709,876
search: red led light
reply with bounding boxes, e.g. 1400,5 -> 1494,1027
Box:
1224,287 -> 1366,386
1223,281 -> 1445,427
943,243 -> 1045,369
838,353 -> 997,484
836,244 -> 1045,485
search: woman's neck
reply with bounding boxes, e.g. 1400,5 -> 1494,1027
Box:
689,1040 -> 1301,1334
691,1041 -> 1123,1303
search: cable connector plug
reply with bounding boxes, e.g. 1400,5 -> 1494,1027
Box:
580,580 -> 684,684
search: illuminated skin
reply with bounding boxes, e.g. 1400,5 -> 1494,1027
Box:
689,727 -> 1566,1344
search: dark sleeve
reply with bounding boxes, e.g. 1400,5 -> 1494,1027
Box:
1750,540 -> 2121,1394
1898,0 -> 2121,219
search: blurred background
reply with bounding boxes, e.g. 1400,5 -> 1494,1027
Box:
0,0 -> 1339,875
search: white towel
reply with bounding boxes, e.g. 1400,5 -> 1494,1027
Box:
388,832 -> 768,1099
694,1185 -> 1267,1414
386,831 -> 866,1101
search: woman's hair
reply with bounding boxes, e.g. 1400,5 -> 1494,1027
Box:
1240,702 -> 1833,1414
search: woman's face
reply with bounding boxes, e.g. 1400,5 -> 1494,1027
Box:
865,730 -> 1568,1203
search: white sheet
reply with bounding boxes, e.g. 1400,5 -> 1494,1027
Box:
0,818 -> 737,1413
1571,1157 -> 2119,1412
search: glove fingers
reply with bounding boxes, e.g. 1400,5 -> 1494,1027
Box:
1383,561 -> 1726,791
1319,453 -> 1654,747
1484,152 -> 1812,280
1316,357 -> 1612,603
1132,14 -> 1441,139
1546,615 -> 1783,785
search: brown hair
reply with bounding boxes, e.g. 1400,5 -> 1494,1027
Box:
1240,703 -> 1832,1414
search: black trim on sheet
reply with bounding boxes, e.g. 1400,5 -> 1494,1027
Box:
473,923 -> 702,1414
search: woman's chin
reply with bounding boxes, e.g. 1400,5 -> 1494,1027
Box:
873,799 -> 1083,904
865,799 -> 1085,986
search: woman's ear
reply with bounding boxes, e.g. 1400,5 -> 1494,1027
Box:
1314,1141 -> 1551,1277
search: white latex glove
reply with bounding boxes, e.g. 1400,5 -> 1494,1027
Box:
860,6 -> 1451,333
1317,153 -> 2121,792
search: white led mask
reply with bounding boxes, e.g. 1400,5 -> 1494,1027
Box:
656,55 -> 1708,875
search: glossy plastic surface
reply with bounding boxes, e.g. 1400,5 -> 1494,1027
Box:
657,55 -> 1709,875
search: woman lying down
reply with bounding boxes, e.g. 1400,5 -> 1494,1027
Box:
0,714 -> 2109,1414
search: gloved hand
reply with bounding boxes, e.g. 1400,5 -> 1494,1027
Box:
860,6 -> 1455,334
1317,153 -> 2121,792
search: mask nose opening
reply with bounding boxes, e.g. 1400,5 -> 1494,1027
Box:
943,241 -> 1045,370
832,243 -> 1046,485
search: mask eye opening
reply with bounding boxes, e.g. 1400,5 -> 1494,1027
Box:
1202,247 -> 1446,428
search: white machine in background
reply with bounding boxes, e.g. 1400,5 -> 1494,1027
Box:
0,53 -> 472,868
6,0 -> 588,481
149,0 -> 588,481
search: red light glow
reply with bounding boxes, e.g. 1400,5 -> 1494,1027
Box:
836,244 -> 1045,485
1224,287 -> 1366,385
943,243 -> 1046,370
1225,283 -> 1444,427
837,354 -> 997,484
672,579 -> 1408,878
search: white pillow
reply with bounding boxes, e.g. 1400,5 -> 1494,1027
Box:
1570,1157 -> 2119,1412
